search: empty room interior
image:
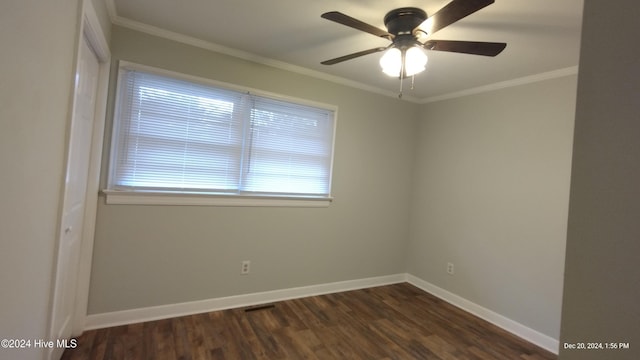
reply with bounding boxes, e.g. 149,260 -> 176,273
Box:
1,0 -> 639,359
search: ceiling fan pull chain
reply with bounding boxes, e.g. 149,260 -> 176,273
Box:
398,49 -> 407,98
398,57 -> 405,98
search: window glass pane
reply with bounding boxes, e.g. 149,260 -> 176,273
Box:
112,70 -> 245,191
242,97 -> 333,195
109,65 -> 335,198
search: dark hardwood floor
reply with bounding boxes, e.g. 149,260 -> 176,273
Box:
62,283 -> 557,359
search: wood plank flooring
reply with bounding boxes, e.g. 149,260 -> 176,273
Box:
62,283 -> 557,359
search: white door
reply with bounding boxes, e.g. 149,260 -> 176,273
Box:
49,34 -> 100,357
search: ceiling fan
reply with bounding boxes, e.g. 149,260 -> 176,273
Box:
320,0 -> 506,82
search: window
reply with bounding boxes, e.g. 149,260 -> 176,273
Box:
106,63 -> 336,206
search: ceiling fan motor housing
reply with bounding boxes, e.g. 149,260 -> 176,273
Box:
384,8 -> 427,36
384,7 -> 427,49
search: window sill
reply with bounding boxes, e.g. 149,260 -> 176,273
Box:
102,190 -> 333,207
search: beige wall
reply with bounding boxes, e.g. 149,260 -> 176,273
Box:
408,75 -> 577,339
88,26 -> 417,313
4,0 -> 635,356
0,1 -> 81,359
559,0 -> 640,358
89,26 -> 579,344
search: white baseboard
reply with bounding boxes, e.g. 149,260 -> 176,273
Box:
84,274 -> 405,331
405,274 -> 559,354
84,273 -> 558,355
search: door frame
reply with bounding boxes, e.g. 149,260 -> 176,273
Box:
48,0 -> 111,352
70,0 -> 111,336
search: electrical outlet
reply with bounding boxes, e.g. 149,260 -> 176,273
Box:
241,260 -> 251,275
447,262 -> 454,275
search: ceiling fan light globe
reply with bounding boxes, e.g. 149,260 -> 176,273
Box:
405,46 -> 428,76
380,48 -> 402,77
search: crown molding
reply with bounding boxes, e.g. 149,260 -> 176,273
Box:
109,14 -> 421,103
105,0 -> 575,104
420,66 -> 579,104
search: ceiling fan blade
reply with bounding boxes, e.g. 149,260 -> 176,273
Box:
422,40 -> 506,56
321,47 -> 388,65
321,11 -> 393,39
421,0 -> 495,35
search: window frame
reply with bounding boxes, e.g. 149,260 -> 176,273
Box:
104,62 -> 337,207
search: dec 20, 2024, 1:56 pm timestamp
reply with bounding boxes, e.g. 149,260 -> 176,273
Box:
563,341 -> 630,351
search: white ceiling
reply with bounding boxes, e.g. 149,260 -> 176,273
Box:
107,0 -> 584,102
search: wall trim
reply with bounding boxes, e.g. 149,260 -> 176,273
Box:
85,273 -> 558,354
103,190 -> 333,207
71,0 -> 112,336
84,274 -> 405,330
406,274 -> 559,354
420,66 -> 579,104
105,0 -> 577,104
107,15 -> 418,102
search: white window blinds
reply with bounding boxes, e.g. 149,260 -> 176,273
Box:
109,65 -> 335,198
